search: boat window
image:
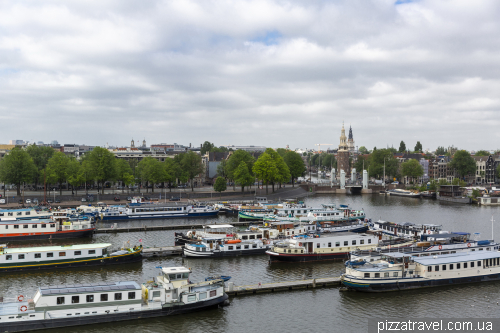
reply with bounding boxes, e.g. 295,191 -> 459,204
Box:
244,245 -> 249,249
101,294 -> 108,301
344,241 -> 348,246
228,246 -> 233,250
17,212 -> 22,216
114,293 -> 122,300
26,212 -> 30,216
89,250 -> 96,254
59,252 -> 66,257
335,242 -> 340,247
328,243 -> 331,247
72,296 -> 79,304
23,225 -> 28,229
464,262 -> 468,268
6,255 -> 12,260
86,295 -> 94,302
477,261 -> 481,267
316,243 -> 320,248
18,254 -> 25,260
471,262 -> 475,268
374,273 -> 380,278
50,224 -> 55,228
32,224 -> 37,228
384,272 -> 389,277
364,273 -> 370,278
449,264 -> 454,270
187,294 -> 196,302
30,315 -> 35,317
242,236 -> 248,240
14,225 -> 19,229
253,244 -> 257,248
456,263 -> 461,269
442,265 -> 446,271
41,224 -> 46,228
360,240 -> 364,245
176,274 -> 182,279
250,235 -> 255,239
128,292 -> 136,300
236,246 -> 241,250
393,272 -> 398,277
34,253 -> 41,259
352,240 -> 356,246
8,212 -> 12,216
57,297 -> 65,305
451,251 -> 456,254
169,274 -> 176,280
74,251 -> 81,256
199,292 -> 207,300
152,291 -> 161,298
479,248 -> 483,251
427,266 -> 432,272
210,290 -> 217,297
47,253 -> 53,258
4,225 -> 7,229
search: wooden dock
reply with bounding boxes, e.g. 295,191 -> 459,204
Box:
95,221 -> 253,233
142,246 -> 183,257
224,277 -> 341,296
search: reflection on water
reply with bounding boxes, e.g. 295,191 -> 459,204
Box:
1,194 -> 499,333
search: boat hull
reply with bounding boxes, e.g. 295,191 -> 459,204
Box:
341,273 -> 500,293
99,211 -> 219,221
2,294 -> 228,333
0,249 -> 142,272
184,247 -> 269,258
0,228 -> 95,241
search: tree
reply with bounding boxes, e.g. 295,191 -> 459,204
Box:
449,150 -> 476,180
358,146 -> 369,155
414,141 -> 423,152
79,159 -> 94,196
398,141 -> 406,153
283,151 -> 306,187
45,152 -> 70,195
115,159 -> 133,193
200,141 -> 215,155
401,159 -> 424,184
252,152 -> 279,194
213,177 -> 227,199
87,146 -> 117,194
368,149 -> 398,179
497,165 -> 500,179
164,158 -> 179,192
234,161 -> 254,192
475,150 -> 490,157
26,144 -> 54,191
66,157 -> 83,195
138,157 -> 167,193
438,179 -> 449,186
428,180 -> 437,191
471,188 -> 481,198
353,155 -> 370,174
180,151 -> 204,191
435,146 -> 447,155
452,178 -> 466,187
216,159 -> 228,179
226,150 -> 255,190
265,148 -> 290,191
0,147 -> 36,195
276,148 -> 288,158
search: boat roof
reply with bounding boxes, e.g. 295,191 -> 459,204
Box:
0,219 -> 54,224
0,208 -> 38,212
413,251 -> 500,266
424,233 -> 469,239
204,224 -> 233,229
3,243 -> 112,253
39,281 -> 141,296
162,266 -> 191,274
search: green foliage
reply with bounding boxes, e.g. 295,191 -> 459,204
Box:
210,146 -> 229,153
200,141 -> 215,155
0,147 -> 37,195
320,153 -> 336,168
283,151 -> 306,186
137,157 -> 167,193
358,146 -> 369,154
115,159 -> 133,192
66,157 -> 83,195
475,150 -> 490,157
428,180 -> 437,191
414,141 -> 423,152
451,178 -> 467,187
226,150 -> 255,189
353,155 -> 370,173
216,159 -> 228,179
398,141 -> 406,153
386,147 -> 397,154
234,161 -> 254,192
179,151 -> 204,191
471,189 -> 481,198
401,159 -> 424,181
252,152 -> 279,194
164,158 -> 180,191
213,177 -> 227,198
46,152 -> 70,195
449,150 -> 476,179
87,147 -> 117,194
265,148 -> 291,188
497,165 -> 500,179
368,149 -> 398,179
438,179 -> 449,186
435,146 -> 447,155
26,144 -> 55,188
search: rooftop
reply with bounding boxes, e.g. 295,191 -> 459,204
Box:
39,281 -> 141,296
413,251 -> 500,266
3,243 -> 111,254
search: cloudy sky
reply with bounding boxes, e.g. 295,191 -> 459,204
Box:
1,0 -> 499,152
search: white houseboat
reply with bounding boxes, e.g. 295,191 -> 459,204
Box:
0,208 -> 52,221
342,251 -> 500,292
0,266 -> 228,332
371,220 -> 442,239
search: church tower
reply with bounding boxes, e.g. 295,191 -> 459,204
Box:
347,125 -> 355,153
131,138 -> 135,148
337,122 -> 350,175
142,138 -> 146,148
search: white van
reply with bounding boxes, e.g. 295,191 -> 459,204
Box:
0,199 -> 6,204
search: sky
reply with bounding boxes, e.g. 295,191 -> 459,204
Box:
1,0 -> 499,152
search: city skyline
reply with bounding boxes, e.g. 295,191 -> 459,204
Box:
0,1 -> 499,151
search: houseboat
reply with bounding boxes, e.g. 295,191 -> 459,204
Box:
341,251 -> 500,292
0,266 -> 228,332
266,233 -> 412,262
174,224 -> 238,245
0,243 -> 142,272
371,220 -> 442,239
387,189 -> 420,198
0,216 -> 95,241
0,208 -> 52,221
92,203 -> 219,221
437,185 -> 471,204
183,236 -> 270,258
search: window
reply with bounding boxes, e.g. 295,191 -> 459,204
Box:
72,296 -> 79,304
252,244 -> 257,249
478,261 -> 481,267
374,273 -> 380,278
328,242 -> 331,247
50,224 -> 55,228
384,272 -> 389,278
364,273 -> 370,278
456,263 -> 460,269
244,245 -> 249,249
47,253 -> 54,258
393,272 -> 398,277
442,265 -> 446,271
74,251 -> 81,256
89,250 -> 96,254
210,290 -> 217,297
32,224 -> 37,228
199,292 -> 207,300
101,294 -> 108,301
464,262 -> 468,268
86,295 -> 94,302
14,225 -> 19,229
152,291 -> 161,298
23,225 -> 28,229
34,253 -> 41,259
316,243 -> 320,248
360,239 -> 364,245
6,255 -> 12,260
335,242 -> 340,247
187,294 -> 196,302
57,297 -> 65,305
18,254 -> 25,260
471,262 -> 475,268
114,293 -> 122,300
59,252 -> 66,257
352,240 -> 356,246
344,241 -> 348,246
128,292 -> 135,300
41,224 -> 46,228
449,264 -> 454,270
427,266 -> 432,272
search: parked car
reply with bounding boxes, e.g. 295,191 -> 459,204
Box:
169,197 -> 180,201
81,198 -> 87,202
391,181 -> 399,185
126,197 -> 132,201
55,199 -> 61,203
116,186 -> 123,189
26,199 -> 32,204
0,199 -> 5,204
47,199 -> 53,204
114,197 -> 120,201
18,199 -> 23,204
33,198 -> 39,204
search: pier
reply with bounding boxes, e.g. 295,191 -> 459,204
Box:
224,277 -> 341,296
95,221 -> 253,233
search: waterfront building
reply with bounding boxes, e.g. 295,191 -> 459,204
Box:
337,123 -> 350,176
473,156 -> 487,184
485,155 -> 500,184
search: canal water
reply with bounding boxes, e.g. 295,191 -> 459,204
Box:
2,194 -> 500,333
